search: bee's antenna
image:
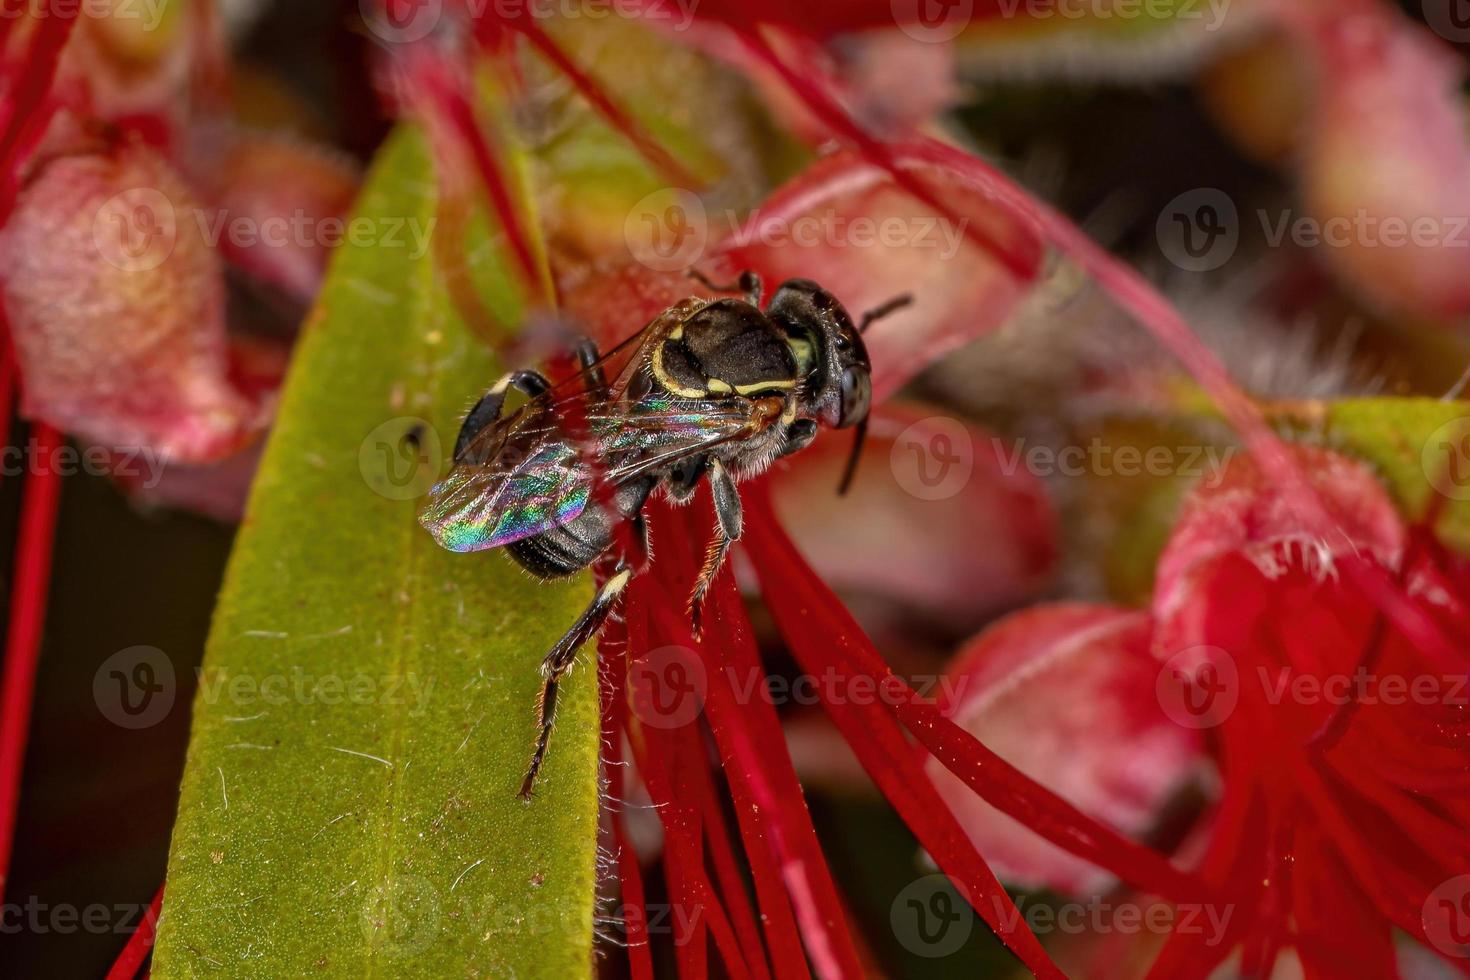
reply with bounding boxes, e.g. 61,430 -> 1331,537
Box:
838,417 -> 867,496
859,294 -> 913,333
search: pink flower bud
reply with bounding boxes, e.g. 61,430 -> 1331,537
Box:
0,140 -> 264,463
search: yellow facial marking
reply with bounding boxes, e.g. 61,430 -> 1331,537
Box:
733,379 -> 797,395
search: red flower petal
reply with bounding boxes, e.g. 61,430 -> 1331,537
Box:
924,604 -> 1206,896
769,401 -> 1056,627
725,148 -> 1037,400
1153,445 -> 1405,659
1295,11 -> 1470,319
186,128 -> 361,302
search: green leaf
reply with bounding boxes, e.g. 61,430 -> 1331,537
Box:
1306,397 -> 1470,552
153,129 -> 601,977
521,16 -> 800,261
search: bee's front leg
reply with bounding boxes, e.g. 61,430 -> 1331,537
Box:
687,458 -> 742,638
520,565 -> 634,801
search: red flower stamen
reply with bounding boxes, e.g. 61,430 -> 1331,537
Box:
494,17 -> 702,190
105,885 -> 163,980
0,1 -> 78,220
0,420 -> 62,896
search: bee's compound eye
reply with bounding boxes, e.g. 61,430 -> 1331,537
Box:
838,367 -> 871,429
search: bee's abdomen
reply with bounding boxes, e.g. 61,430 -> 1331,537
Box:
507,522 -> 601,578
508,477 -> 654,579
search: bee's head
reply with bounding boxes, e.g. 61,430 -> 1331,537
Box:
767,278 -> 872,431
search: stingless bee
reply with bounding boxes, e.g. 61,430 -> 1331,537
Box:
419,271 -> 909,798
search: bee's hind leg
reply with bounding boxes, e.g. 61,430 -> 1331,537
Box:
454,370 -> 551,464
520,565 -> 634,800
687,458 -> 742,639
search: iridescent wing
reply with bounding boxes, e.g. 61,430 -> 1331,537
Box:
419,387 -> 766,554
420,303 -> 693,554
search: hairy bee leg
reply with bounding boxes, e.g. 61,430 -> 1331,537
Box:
687,458 -> 742,638
688,268 -> 763,306
454,370 -> 552,464
520,566 -> 634,801
630,513 -> 652,572
573,337 -> 608,398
